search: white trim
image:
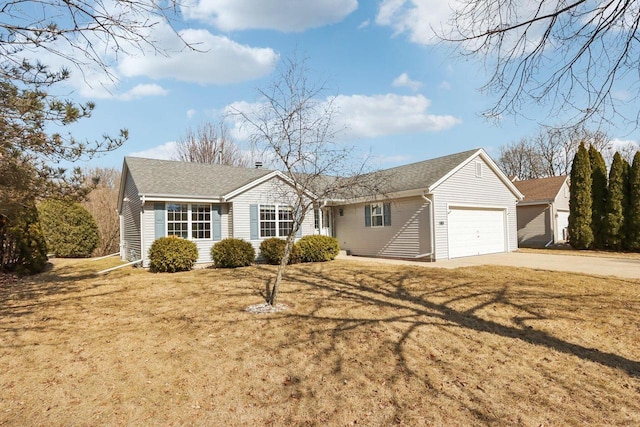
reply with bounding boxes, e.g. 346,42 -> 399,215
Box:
446,204 -> 509,259
429,149 -> 524,200
224,170 -> 318,201
143,195 -> 223,203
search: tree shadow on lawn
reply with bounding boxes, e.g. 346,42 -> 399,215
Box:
274,263 -> 640,379
0,260 -> 129,321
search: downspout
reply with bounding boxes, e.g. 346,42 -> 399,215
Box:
415,194 -> 435,261
544,202 -> 554,247
140,195 -> 146,266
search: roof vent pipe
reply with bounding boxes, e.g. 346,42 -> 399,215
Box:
255,161 -> 263,169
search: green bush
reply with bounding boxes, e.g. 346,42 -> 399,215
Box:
211,238 -> 255,268
259,237 -> 301,265
0,204 -> 48,275
38,199 -> 99,258
297,235 -> 340,263
148,236 -> 198,273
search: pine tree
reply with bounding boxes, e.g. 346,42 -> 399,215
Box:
626,151 -> 640,251
604,152 -> 629,250
589,145 -> 608,249
568,142 -> 593,249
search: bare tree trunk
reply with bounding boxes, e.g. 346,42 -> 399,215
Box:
267,228 -> 297,305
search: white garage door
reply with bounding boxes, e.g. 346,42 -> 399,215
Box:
556,211 -> 569,241
448,207 -> 506,258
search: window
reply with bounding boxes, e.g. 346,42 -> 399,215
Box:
365,203 -> 391,227
278,206 -> 293,236
260,205 -> 277,237
371,203 -> 384,227
167,203 -> 188,238
166,203 -> 216,240
259,204 -> 293,237
191,204 -> 211,239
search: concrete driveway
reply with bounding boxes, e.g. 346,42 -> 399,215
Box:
336,251 -> 640,280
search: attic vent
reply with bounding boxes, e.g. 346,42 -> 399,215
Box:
475,161 -> 483,177
255,161 -> 263,169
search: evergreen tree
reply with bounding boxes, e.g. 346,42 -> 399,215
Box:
568,142 -> 593,249
604,153 -> 629,250
589,145 -> 608,249
626,151 -> 640,251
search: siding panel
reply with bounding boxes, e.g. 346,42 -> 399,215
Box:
121,170 -> 142,261
334,196 -> 431,258
517,205 -> 551,247
228,176 -> 314,253
432,157 -> 519,260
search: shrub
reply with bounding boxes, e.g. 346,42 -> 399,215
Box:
259,238 -> 301,265
0,204 -> 48,275
38,199 -> 99,257
297,235 -> 340,263
211,238 -> 255,268
148,236 -> 198,273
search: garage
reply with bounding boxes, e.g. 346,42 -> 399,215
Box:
556,210 -> 569,241
448,207 -> 507,258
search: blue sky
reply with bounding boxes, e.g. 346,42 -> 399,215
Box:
41,0 -> 639,171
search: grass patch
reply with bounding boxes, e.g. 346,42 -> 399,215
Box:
1,258 -> 639,426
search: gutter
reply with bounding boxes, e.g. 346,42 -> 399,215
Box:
419,193 -> 435,262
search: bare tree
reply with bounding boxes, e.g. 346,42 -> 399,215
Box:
173,121 -> 250,167
83,167 -> 121,256
499,126 -> 610,179
1,0 -> 187,82
232,55 -> 374,306
444,1 -> 640,129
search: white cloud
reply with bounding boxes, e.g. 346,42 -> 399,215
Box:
118,26 -> 279,84
438,80 -> 451,90
333,93 -> 461,139
358,19 -> 371,29
186,109 -> 197,119
376,0 -> 452,45
392,72 -> 423,91
226,94 -> 462,141
129,141 -> 178,160
225,93 -> 461,143
118,84 -> 168,101
182,0 -> 358,32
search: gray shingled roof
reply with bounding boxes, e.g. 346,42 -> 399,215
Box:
124,157 -> 273,197
124,148 -> 483,200
360,148 -> 481,195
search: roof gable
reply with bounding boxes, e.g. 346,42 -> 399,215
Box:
513,175 -> 569,203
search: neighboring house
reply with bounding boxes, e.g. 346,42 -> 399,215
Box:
324,148 -> 523,260
117,157 -> 315,267
117,148 -> 524,266
512,175 -> 570,247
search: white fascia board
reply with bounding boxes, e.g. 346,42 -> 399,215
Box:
142,195 -> 224,204
517,199 -> 554,206
116,159 -> 130,214
428,148 -> 525,200
325,188 -> 426,206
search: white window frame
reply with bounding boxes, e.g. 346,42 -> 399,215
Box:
370,203 -> 385,228
259,204 -> 294,238
166,203 -> 213,240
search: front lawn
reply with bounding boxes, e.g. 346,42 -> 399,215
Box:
1,258 -> 638,426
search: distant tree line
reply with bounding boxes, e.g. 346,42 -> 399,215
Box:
568,144 -> 640,252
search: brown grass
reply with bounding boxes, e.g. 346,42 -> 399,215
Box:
1,258 -> 639,426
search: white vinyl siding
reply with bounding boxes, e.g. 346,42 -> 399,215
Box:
141,201 -> 230,267
120,170 -> 142,262
335,196 -> 431,258
432,156 -> 518,260
227,175 -> 314,251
